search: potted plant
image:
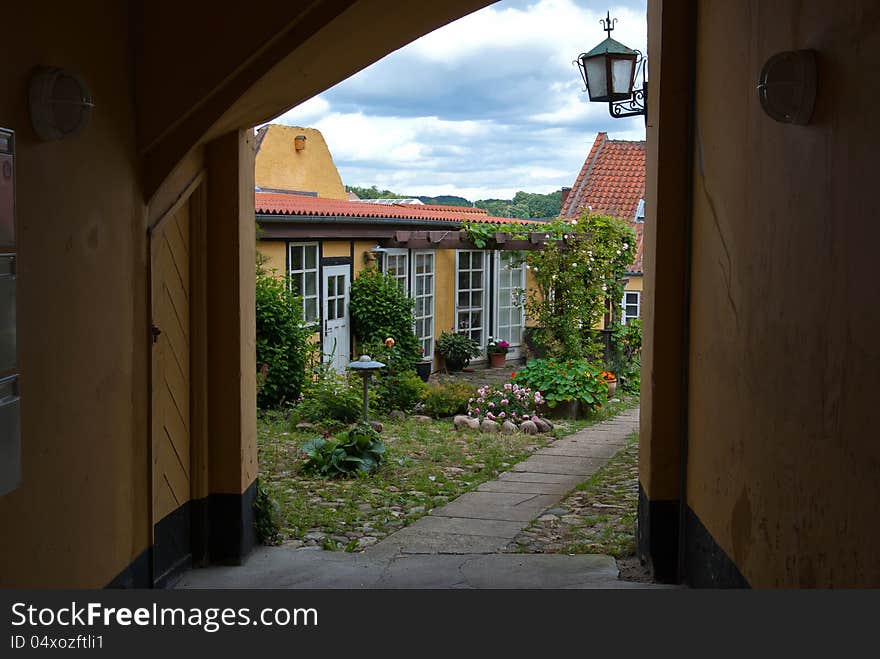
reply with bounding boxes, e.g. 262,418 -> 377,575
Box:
486,337 -> 510,368
436,331 -> 482,373
415,346 -> 432,382
601,371 -> 618,397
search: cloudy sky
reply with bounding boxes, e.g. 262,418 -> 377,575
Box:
271,0 -> 647,200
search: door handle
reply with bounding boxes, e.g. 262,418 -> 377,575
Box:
151,324 -> 162,344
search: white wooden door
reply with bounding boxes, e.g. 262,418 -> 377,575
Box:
322,265 -> 350,372
494,252 -> 526,359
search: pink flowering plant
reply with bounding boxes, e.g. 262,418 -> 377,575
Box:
467,381 -> 544,424
486,337 -> 511,355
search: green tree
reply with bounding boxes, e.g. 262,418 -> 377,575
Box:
524,212 -> 635,358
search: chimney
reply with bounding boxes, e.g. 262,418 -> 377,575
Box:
294,134 -> 307,151
560,187 -> 572,209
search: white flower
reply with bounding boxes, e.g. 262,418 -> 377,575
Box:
602,284 -> 607,291
571,219 -> 578,225
622,243 -> 629,250
616,249 -> 622,255
571,262 -> 578,268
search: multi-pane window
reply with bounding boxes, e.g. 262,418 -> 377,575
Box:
413,251 -> 435,359
288,242 -> 319,323
456,250 -> 486,345
496,253 -> 525,346
383,249 -> 408,293
622,290 -> 641,323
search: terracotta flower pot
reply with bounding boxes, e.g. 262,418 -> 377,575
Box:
488,352 -> 506,368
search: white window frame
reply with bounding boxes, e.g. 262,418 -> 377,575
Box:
455,250 -> 487,350
382,248 -> 409,294
494,251 -> 526,354
288,242 -> 320,324
411,250 -> 435,360
622,290 -> 641,323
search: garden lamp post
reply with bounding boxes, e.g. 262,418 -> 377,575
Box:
575,10 -> 647,120
348,355 -> 386,424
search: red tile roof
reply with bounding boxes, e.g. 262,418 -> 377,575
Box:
562,132 -> 646,274
255,192 -> 533,225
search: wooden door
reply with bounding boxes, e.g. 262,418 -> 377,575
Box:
322,265 -> 350,372
150,201 -> 192,584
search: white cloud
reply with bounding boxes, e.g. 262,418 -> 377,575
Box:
269,0 -> 647,200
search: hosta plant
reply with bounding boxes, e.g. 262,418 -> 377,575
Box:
300,423 -> 386,478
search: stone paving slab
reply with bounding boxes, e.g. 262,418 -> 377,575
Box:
431,492 -> 561,522
511,456 -> 604,475
496,471 -> 582,485
477,479 -> 574,495
403,515 -> 525,538
536,445 -> 621,459
381,529 -> 510,555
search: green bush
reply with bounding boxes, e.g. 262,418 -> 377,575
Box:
421,381 -> 475,418
255,267 -> 316,409
514,358 -> 608,412
300,422 -> 386,478
292,364 -> 363,429
609,319 -> 642,394
350,268 -> 420,369
374,369 -> 429,413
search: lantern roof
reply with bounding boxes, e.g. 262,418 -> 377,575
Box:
583,37 -> 637,59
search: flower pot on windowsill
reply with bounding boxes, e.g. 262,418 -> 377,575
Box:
488,352 -> 507,368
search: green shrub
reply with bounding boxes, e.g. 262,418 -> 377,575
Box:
255,267 -> 316,409
253,480 -> 282,546
421,381 -> 475,418
609,319 -> 642,394
300,423 -> 386,478
350,269 -> 420,369
374,369 -> 429,413
514,358 -> 608,412
292,364 -> 363,429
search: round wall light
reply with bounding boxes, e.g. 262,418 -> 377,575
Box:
29,66 -> 94,141
757,50 -> 817,125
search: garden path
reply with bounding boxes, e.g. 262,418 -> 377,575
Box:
176,406 -> 661,589
365,406 -> 639,557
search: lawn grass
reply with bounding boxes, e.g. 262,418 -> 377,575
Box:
257,393 -> 639,551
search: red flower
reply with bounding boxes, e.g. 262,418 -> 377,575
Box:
510,372 -> 517,379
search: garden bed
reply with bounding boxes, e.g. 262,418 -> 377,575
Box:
256,395 -> 638,551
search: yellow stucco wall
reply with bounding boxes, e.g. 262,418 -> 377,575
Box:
259,241 -> 287,276
255,125 -> 347,199
625,275 -> 643,292
0,3 -> 147,587
324,240 -> 352,259
680,0 -> 880,587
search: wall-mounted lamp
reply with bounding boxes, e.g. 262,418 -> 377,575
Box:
575,11 -> 646,120
29,67 -> 94,141
757,50 -> 817,125
364,244 -> 387,265
294,134 -> 307,150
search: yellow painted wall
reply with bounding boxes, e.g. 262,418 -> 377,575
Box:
324,240 -> 352,259
259,241 -> 286,276
0,3 -> 147,587
682,0 -> 880,587
625,275 -> 643,292
255,125 -> 347,199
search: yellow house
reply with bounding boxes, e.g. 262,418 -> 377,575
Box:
254,126 -> 542,372
561,132 -> 645,325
